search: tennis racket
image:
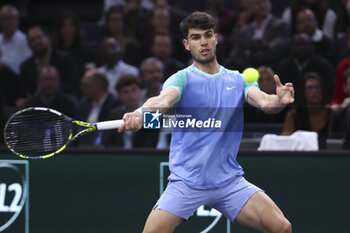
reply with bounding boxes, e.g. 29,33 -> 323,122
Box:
4,107 -> 124,159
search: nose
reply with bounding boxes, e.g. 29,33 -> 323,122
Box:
200,37 -> 208,46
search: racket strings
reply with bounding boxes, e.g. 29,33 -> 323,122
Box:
5,110 -> 73,156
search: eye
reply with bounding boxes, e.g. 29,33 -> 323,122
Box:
191,35 -> 200,40
205,32 -> 213,38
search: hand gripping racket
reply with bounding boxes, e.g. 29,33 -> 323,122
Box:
3,107 -> 123,159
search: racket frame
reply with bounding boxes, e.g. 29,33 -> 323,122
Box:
4,107 -> 122,159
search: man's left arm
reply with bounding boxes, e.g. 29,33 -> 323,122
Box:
247,75 -> 294,114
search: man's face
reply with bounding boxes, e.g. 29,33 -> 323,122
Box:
27,28 -> 50,57
152,35 -> 172,61
38,68 -> 59,96
119,84 -> 141,108
258,71 -> 276,95
80,70 -> 98,100
292,35 -> 313,60
142,61 -> 164,85
183,28 -> 217,64
296,10 -> 317,36
107,12 -> 124,35
251,0 -> 271,19
101,38 -> 121,67
61,18 -> 76,42
0,7 -> 19,34
151,8 -> 170,32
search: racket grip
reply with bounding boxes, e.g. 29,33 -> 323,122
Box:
96,120 -> 124,130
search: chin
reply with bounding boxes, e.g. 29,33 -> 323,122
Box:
195,55 -> 216,64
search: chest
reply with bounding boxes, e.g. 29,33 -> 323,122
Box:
181,72 -> 244,107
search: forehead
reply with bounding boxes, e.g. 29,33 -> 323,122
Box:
145,61 -> 163,70
0,7 -> 18,17
103,39 -> 117,47
297,10 -> 314,20
155,34 -> 171,42
109,12 -> 123,19
120,83 -> 140,92
305,78 -> 320,85
28,28 -> 44,37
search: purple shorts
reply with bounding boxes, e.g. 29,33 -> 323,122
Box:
154,176 -> 262,222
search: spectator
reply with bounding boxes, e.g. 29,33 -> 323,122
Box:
104,6 -> 143,66
0,4 -> 32,74
258,65 -> 276,94
152,0 -> 187,37
225,0 -> 290,71
203,0 -> 235,37
331,57 -> 350,107
276,33 -> 334,103
123,0 -> 151,38
141,5 -> 187,63
329,28 -> 350,66
53,12 -> 89,76
150,32 -> 185,79
0,47 -> 19,107
18,25 -> 80,107
282,0 -> 337,39
295,8 -> 332,59
231,0 -> 254,32
139,57 -> 164,103
282,72 -> 333,148
334,0 -> 350,39
103,74 -> 159,148
98,37 -> 139,97
25,66 -> 78,117
332,69 -> 350,138
224,0 -> 254,55
77,69 -> 120,146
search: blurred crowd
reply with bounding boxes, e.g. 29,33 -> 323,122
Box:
0,0 -> 349,149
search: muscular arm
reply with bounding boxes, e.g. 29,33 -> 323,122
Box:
247,75 -> 294,114
118,87 -> 179,132
142,87 -> 179,113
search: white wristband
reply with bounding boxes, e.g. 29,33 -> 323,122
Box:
134,107 -> 142,114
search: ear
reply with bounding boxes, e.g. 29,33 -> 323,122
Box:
215,33 -> 218,45
183,39 -> 190,51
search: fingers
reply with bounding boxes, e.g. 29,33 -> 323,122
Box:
118,112 -> 142,133
274,75 -> 283,87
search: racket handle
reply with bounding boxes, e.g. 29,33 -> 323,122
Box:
96,119 -> 124,130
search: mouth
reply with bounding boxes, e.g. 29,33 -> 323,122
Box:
200,49 -> 210,55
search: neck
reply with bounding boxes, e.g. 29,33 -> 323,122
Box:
107,59 -> 119,69
40,91 -> 56,103
63,38 -> 74,48
3,30 -> 15,40
193,60 -> 220,74
37,51 -> 49,65
307,104 -> 323,114
95,92 -> 106,103
255,14 -> 268,26
113,31 -> 124,38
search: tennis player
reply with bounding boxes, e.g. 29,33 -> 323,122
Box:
119,11 -> 294,233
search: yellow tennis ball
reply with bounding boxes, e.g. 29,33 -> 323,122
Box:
243,68 -> 259,83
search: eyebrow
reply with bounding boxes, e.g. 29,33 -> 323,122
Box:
189,30 -> 213,39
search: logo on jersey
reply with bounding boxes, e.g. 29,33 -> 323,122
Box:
143,110 -> 161,129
